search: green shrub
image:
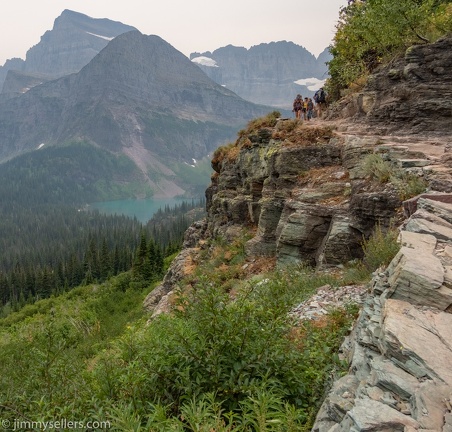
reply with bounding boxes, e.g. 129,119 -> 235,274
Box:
328,0 -> 452,99
91,265 -> 358,430
362,153 -> 395,183
0,239 -> 359,430
389,171 -> 428,200
361,153 -> 427,199
362,223 -> 400,271
341,223 -> 401,282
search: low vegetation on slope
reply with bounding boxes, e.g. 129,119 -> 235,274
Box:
0,219 -> 401,430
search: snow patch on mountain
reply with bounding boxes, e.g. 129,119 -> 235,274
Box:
294,77 -> 326,91
191,56 -> 218,67
86,32 -> 114,41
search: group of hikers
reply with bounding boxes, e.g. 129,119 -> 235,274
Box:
292,88 -> 327,120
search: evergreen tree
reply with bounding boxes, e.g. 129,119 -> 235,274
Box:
132,232 -> 148,282
99,238 -> 111,281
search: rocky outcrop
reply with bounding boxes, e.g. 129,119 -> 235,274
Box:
143,220 -> 207,317
206,123 -> 407,268
330,35 -> 452,135
312,196 -> 452,432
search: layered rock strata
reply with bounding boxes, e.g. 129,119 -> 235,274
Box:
329,36 -> 452,135
313,196 -> 452,432
206,125 -> 403,267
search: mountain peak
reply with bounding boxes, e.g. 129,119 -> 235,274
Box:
190,40 -> 329,109
54,9 -> 137,35
0,29 -> 272,196
0,9 -> 137,92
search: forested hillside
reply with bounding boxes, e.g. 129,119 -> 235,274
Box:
0,142 -> 205,316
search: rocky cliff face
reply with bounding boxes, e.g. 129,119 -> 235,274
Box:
313,196 -> 452,432
205,123 -> 402,267
191,42 -> 331,109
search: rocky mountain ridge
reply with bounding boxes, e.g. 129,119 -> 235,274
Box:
1,10 -> 330,111
191,42 -> 331,109
0,10 -> 137,96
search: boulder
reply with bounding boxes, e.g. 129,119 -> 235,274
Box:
369,356 -> 419,401
385,246 -> 452,310
319,215 -> 363,265
381,299 -> 452,386
418,197 -> 452,225
143,247 -> 198,313
338,399 -> 419,431
405,209 -> 452,241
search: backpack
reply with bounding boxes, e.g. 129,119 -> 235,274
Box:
313,91 -> 320,103
293,98 -> 302,110
314,89 -> 326,103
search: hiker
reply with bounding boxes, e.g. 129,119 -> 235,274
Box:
306,98 -> 314,121
292,94 -> 303,119
313,88 -> 327,119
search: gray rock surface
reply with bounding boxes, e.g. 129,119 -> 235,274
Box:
312,194 -> 452,432
329,36 -> 452,135
206,125 -> 402,268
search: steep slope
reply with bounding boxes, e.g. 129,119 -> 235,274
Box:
0,31 -> 273,197
191,41 -> 330,109
144,36 -> 452,430
311,34 -> 452,432
0,9 -> 137,95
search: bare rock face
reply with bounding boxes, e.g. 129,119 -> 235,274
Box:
206,124 -> 402,268
329,36 -> 452,135
312,196 -> 452,432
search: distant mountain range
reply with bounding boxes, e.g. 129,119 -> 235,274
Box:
190,43 -> 331,109
0,10 -> 330,110
0,10 -> 137,98
0,9 -> 326,200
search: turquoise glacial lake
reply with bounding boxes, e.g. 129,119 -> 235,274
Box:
90,198 -> 184,224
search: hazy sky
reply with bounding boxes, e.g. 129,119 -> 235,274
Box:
0,0 -> 348,65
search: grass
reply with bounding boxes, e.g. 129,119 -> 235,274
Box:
361,153 -> 427,199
